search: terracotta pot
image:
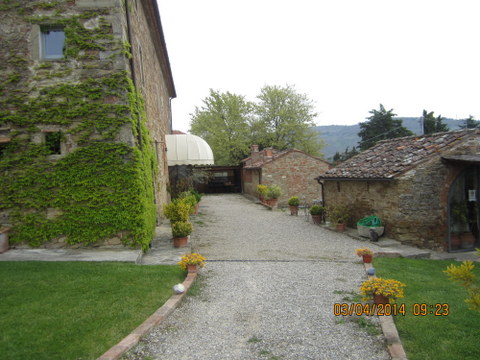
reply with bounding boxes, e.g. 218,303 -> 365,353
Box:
266,199 -> 278,207
336,223 -> 346,231
173,236 -> 188,248
373,293 -> 389,305
311,214 -> 322,224
289,205 -> 299,216
187,264 -> 199,273
362,254 -> 373,263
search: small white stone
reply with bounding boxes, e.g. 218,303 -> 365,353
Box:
173,283 -> 185,294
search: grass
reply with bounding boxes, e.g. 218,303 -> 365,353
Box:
374,257 -> 480,360
0,261 -> 185,360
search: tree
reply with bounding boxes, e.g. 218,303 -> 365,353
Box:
332,146 -> 359,164
190,89 -> 252,165
358,104 -> 413,151
421,109 -> 449,134
459,115 -> 480,129
252,85 -> 323,156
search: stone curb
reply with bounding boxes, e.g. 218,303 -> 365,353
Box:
97,272 -> 197,360
363,262 -> 408,360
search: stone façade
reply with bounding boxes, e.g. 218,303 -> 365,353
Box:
318,130 -> 480,251
0,0 -> 175,249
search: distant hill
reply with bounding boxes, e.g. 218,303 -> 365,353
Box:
315,118 -> 464,161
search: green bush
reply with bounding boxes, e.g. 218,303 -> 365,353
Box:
266,185 -> 282,199
326,204 -> 351,224
288,196 -> 300,206
171,221 -> 193,237
257,184 -> 268,197
163,201 -> 189,223
309,205 -> 325,215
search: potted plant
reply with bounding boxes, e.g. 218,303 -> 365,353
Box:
178,192 -> 198,215
164,200 -> 190,223
355,247 -> 374,263
326,204 -> 351,231
0,227 -> 10,254
171,221 -> 193,248
359,277 -> 406,304
190,189 -> 203,214
178,252 -> 206,273
309,205 -> 325,224
257,184 -> 268,202
288,196 -> 300,215
265,185 -> 282,207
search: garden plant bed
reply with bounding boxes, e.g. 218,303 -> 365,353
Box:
0,262 -> 185,360
374,257 -> 480,360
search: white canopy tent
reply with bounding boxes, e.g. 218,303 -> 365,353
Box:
165,134 -> 214,166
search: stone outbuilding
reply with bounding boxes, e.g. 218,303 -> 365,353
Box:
242,145 -> 331,206
0,0 -> 175,250
315,129 -> 480,252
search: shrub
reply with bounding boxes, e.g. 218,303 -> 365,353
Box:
288,196 -> 300,206
163,201 -> 189,223
309,205 -> 325,215
326,204 -> 351,224
266,185 -> 282,199
177,193 -> 197,214
257,184 -> 268,197
171,221 -> 193,238
444,253 -> 480,311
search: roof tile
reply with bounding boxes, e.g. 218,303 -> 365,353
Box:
317,129 -> 479,180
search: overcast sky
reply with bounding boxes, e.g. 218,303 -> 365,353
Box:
157,0 -> 480,133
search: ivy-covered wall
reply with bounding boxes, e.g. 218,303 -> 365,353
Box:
0,0 -> 173,250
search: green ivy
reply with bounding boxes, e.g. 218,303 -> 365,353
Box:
0,2 -> 160,250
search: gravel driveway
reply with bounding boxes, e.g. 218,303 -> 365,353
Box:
123,194 -> 390,360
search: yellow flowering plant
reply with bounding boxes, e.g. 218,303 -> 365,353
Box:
355,247 -> 373,256
178,253 -> 206,270
359,277 -> 406,302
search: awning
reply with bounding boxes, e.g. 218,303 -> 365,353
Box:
165,134 -> 214,166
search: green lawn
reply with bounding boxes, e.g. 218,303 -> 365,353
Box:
374,257 -> 480,360
0,261 -> 185,360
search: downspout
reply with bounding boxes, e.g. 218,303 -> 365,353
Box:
315,177 -> 325,207
124,0 -> 143,150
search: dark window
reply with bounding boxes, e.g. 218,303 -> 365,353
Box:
0,143 -> 8,158
41,27 -> 65,59
45,132 -> 62,154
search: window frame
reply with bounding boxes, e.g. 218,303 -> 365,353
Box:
39,26 -> 66,60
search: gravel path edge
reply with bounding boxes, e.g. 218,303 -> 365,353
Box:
363,262 -> 408,360
97,272 -> 197,360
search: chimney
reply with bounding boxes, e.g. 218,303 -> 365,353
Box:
251,144 -> 259,154
264,148 -> 273,158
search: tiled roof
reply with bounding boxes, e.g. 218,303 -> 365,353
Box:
242,149 -> 290,169
242,148 -> 330,169
317,129 -> 479,180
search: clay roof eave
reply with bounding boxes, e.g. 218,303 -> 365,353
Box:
315,175 -> 395,182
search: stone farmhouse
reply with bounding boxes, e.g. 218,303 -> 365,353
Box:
242,145 -> 331,207
0,0 -> 175,250
316,129 -> 480,252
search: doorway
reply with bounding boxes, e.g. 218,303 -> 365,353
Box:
448,166 -> 480,251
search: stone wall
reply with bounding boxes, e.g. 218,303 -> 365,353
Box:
261,151 -> 330,207
242,168 -> 261,199
127,0 -> 173,219
322,134 -> 480,250
0,0 -> 174,249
